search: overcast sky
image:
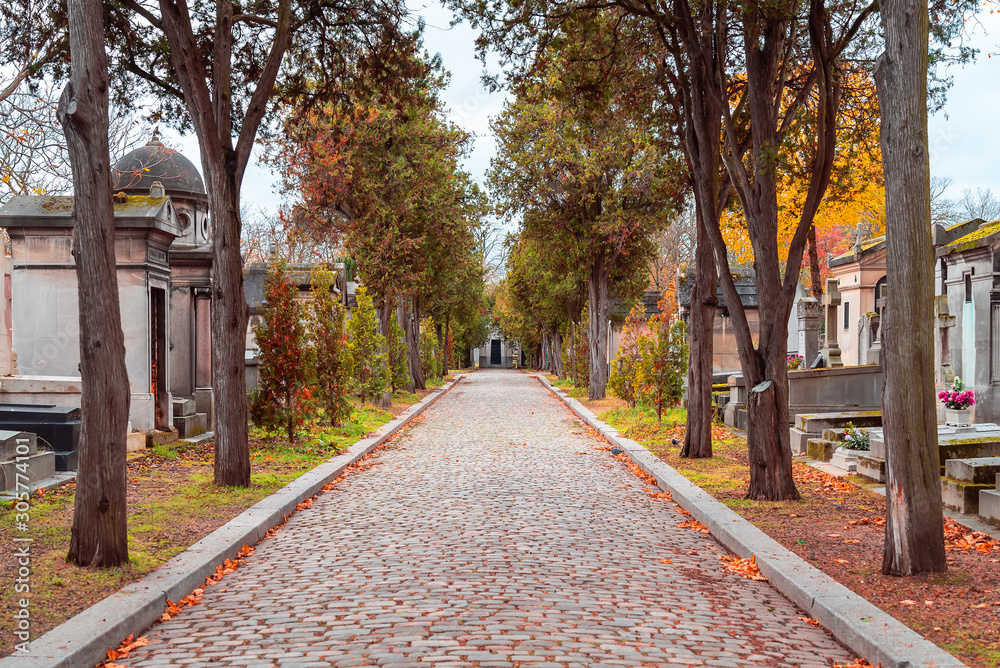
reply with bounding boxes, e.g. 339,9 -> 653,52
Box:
168,3 -> 1000,217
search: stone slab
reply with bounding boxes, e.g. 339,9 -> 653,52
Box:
795,411 -> 882,433
941,478 -> 992,514
979,489 -> 1000,526
0,450 -> 53,491
807,438 -> 835,462
0,430 -> 35,459
126,431 -> 145,452
174,413 -> 207,439
172,398 -> 196,418
534,374 -> 964,668
944,456 -> 1000,484
0,374 -> 466,668
831,447 -> 859,473
789,426 -> 815,455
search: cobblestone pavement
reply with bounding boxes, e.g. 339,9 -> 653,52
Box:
122,370 -> 853,667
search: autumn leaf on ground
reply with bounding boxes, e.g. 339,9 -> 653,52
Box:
105,634 -> 148,661
648,491 -> 673,500
944,517 -> 1000,552
796,617 -> 821,627
900,600 -> 917,606
719,554 -> 767,581
678,519 -> 710,534
658,558 -> 673,564
835,660 -> 879,668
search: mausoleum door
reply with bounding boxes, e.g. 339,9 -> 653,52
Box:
151,287 -> 169,429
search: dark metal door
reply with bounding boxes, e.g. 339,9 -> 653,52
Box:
490,339 -> 501,365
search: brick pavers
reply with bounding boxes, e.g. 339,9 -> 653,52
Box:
122,370 -> 854,667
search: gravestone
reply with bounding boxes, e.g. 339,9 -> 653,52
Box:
821,278 -> 843,367
796,297 -> 820,365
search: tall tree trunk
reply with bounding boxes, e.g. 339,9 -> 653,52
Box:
396,305 -> 415,391
568,316 -> 576,384
157,0 -> 291,487
875,0 -> 946,576
682,217 -> 717,458
403,296 -> 425,390
587,255 -> 611,400
807,224 -> 823,299
59,0 -> 131,567
442,314 -> 450,375
374,300 -> 393,408
208,170 -> 251,486
551,328 -> 563,378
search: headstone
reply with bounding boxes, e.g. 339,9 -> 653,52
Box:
796,297 -> 820,365
821,278 -> 843,367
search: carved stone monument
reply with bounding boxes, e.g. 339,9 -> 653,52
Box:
821,278 -> 843,367
796,297 -> 820,367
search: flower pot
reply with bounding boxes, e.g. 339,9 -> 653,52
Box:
945,408 -> 971,426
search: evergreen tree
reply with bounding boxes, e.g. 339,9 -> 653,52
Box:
250,260 -> 307,442
638,314 -> 688,422
386,306 -> 411,392
309,268 -> 350,427
419,316 -> 442,380
609,304 -> 645,408
347,286 -> 389,403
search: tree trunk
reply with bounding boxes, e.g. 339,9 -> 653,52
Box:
442,314 -> 450,375
59,0 -> 131,567
568,317 -> 576,384
587,255 -> 611,400
208,168 -> 251,486
876,0 -> 946,576
373,300 -> 393,408
551,329 -> 563,378
807,224 -> 823,299
403,296 -> 425,390
682,209 -> 717,459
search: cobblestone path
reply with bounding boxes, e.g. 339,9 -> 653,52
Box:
123,370 -> 853,667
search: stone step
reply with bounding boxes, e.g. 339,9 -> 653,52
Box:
830,447 -> 859,473
0,451 -> 54,492
794,411 -> 881,434
822,428 -> 847,442
857,454 -> 885,483
0,472 -> 76,500
944,457 -> 1000,484
172,398 -> 196,418
789,427 -> 813,455
806,438 -> 837,462
979,488 -> 1000,526
178,431 -> 214,446
942,478 -> 994,515
147,427 -> 179,448
175,413 -> 208,440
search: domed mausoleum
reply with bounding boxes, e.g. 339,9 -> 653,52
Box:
0,139 -> 214,447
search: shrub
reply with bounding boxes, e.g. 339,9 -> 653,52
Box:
308,268 -> 350,427
419,316 -> 442,380
346,286 -> 389,403
638,315 -> 688,422
609,304 -> 645,407
386,305 -> 411,392
250,259 -> 307,441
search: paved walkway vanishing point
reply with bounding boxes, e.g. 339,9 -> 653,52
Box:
121,370 -> 854,667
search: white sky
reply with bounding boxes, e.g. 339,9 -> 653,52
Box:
164,3 -> 1000,217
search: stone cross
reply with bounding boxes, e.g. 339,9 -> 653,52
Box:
821,277 -> 843,367
796,297 -> 820,367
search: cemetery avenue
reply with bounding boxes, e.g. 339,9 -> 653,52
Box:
115,371 -> 852,667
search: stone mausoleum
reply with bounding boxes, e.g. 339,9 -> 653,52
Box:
0,139 -> 214,436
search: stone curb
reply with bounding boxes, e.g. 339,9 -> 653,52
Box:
531,374 -> 966,668
5,375 -> 466,668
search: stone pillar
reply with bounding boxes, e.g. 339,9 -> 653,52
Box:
796,297 -> 820,367
194,288 -> 212,388
0,255 -> 16,375
821,277 -> 843,367
934,294 -> 956,384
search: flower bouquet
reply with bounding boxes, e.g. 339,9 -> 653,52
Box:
938,376 -> 975,410
843,422 -> 870,451
787,354 -> 804,370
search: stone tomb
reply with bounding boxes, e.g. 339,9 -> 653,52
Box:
0,194 -> 181,431
941,456 -> 1000,515
861,422 -> 1000,484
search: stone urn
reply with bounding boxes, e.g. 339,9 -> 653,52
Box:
945,408 -> 971,427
